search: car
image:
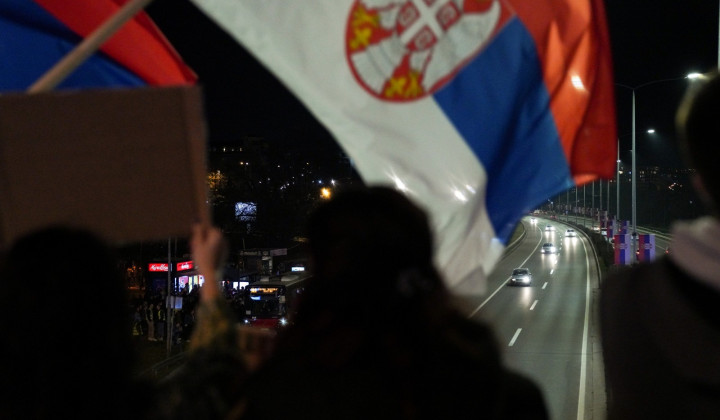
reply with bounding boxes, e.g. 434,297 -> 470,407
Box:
509,268 -> 533,286
565,229 -> 577,237
530,217 -> 537,223
541,242 -> 558,254
544,225 -> 555,231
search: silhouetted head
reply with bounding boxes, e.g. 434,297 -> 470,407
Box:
0,226 -> 138,418
676,71 -> 720,213
300,186 -> 448,325
308,186 -> 437,283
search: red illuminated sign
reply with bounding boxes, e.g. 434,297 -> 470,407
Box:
148,263 -> 169,272
176,261 -> 194,271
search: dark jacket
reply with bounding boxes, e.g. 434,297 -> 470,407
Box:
601,256 -> 720,419
239,308 -> 548,419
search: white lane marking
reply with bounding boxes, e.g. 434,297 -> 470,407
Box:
550,269 -> 554,275
508,328 -> 522,346
468,225 -> 544,317
576,236 -> 591,420
530,300 -> 538,310
542,282 -> 548,289
469,219 -> 592,419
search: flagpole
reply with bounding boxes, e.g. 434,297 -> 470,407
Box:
28,0 -> 155,93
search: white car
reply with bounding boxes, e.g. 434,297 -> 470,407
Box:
565,229 -> 577,237
509,268 -> 533,286
541,242 -> 558,254
544,225 -> 555,232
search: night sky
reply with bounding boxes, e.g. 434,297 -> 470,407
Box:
604,0 -> 718,168
146,0 -> 720,169
145,0 -> 335,149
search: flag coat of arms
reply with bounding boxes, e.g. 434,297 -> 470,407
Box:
0,0 -> 196,91
190,0 -> 616,294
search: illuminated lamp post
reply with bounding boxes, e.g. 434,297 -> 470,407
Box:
615,73 -> 702,263
616,138 -> 620,221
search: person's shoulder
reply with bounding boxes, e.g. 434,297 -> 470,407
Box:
605,256 -> 669,278
494,370 -> 549,420
445,313 -> 503,356
602,257 -> 672,297
600,259 -> 674,336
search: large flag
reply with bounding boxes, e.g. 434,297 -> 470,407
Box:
190,0 -> 617,294
0,0 -> 196,92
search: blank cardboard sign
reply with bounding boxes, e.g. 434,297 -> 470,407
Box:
0,86 -> 209,248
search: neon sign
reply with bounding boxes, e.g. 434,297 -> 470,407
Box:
176,261 -> 194,271
148,263 -> 169,272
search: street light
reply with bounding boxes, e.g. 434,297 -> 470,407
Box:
564,189 -> 569,222
575,187 -> 578,225
606,176 -> 610,225
616,73 -> 700,262
592,181 -> 596,230
616,138 -> 620,221
583,184 -> 586,227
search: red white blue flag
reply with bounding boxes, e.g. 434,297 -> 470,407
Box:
0,0 -> 196,92
190,0 -> 617,294
613,234 -> 631,266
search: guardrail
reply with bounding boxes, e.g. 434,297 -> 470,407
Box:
139,352 -> 188,380
537,214 -> 672,240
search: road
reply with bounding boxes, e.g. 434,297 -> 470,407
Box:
461,217 -> 605,420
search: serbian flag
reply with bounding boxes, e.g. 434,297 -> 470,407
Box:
613,234 -> 631,266
0,0 -> 196,92
190,0 -> 616,294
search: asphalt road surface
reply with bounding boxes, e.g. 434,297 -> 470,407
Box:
461,217 -> 605,420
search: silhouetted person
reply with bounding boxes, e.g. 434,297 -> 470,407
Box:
237,186 -> 548,419
147,301 -> 157,341
601,71 -> 720,418
0,226 -> 153,419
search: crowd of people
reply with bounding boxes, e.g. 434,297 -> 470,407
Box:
1,71 -> 719,419
130,283 -> 248,346
132,297 -> 187,345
